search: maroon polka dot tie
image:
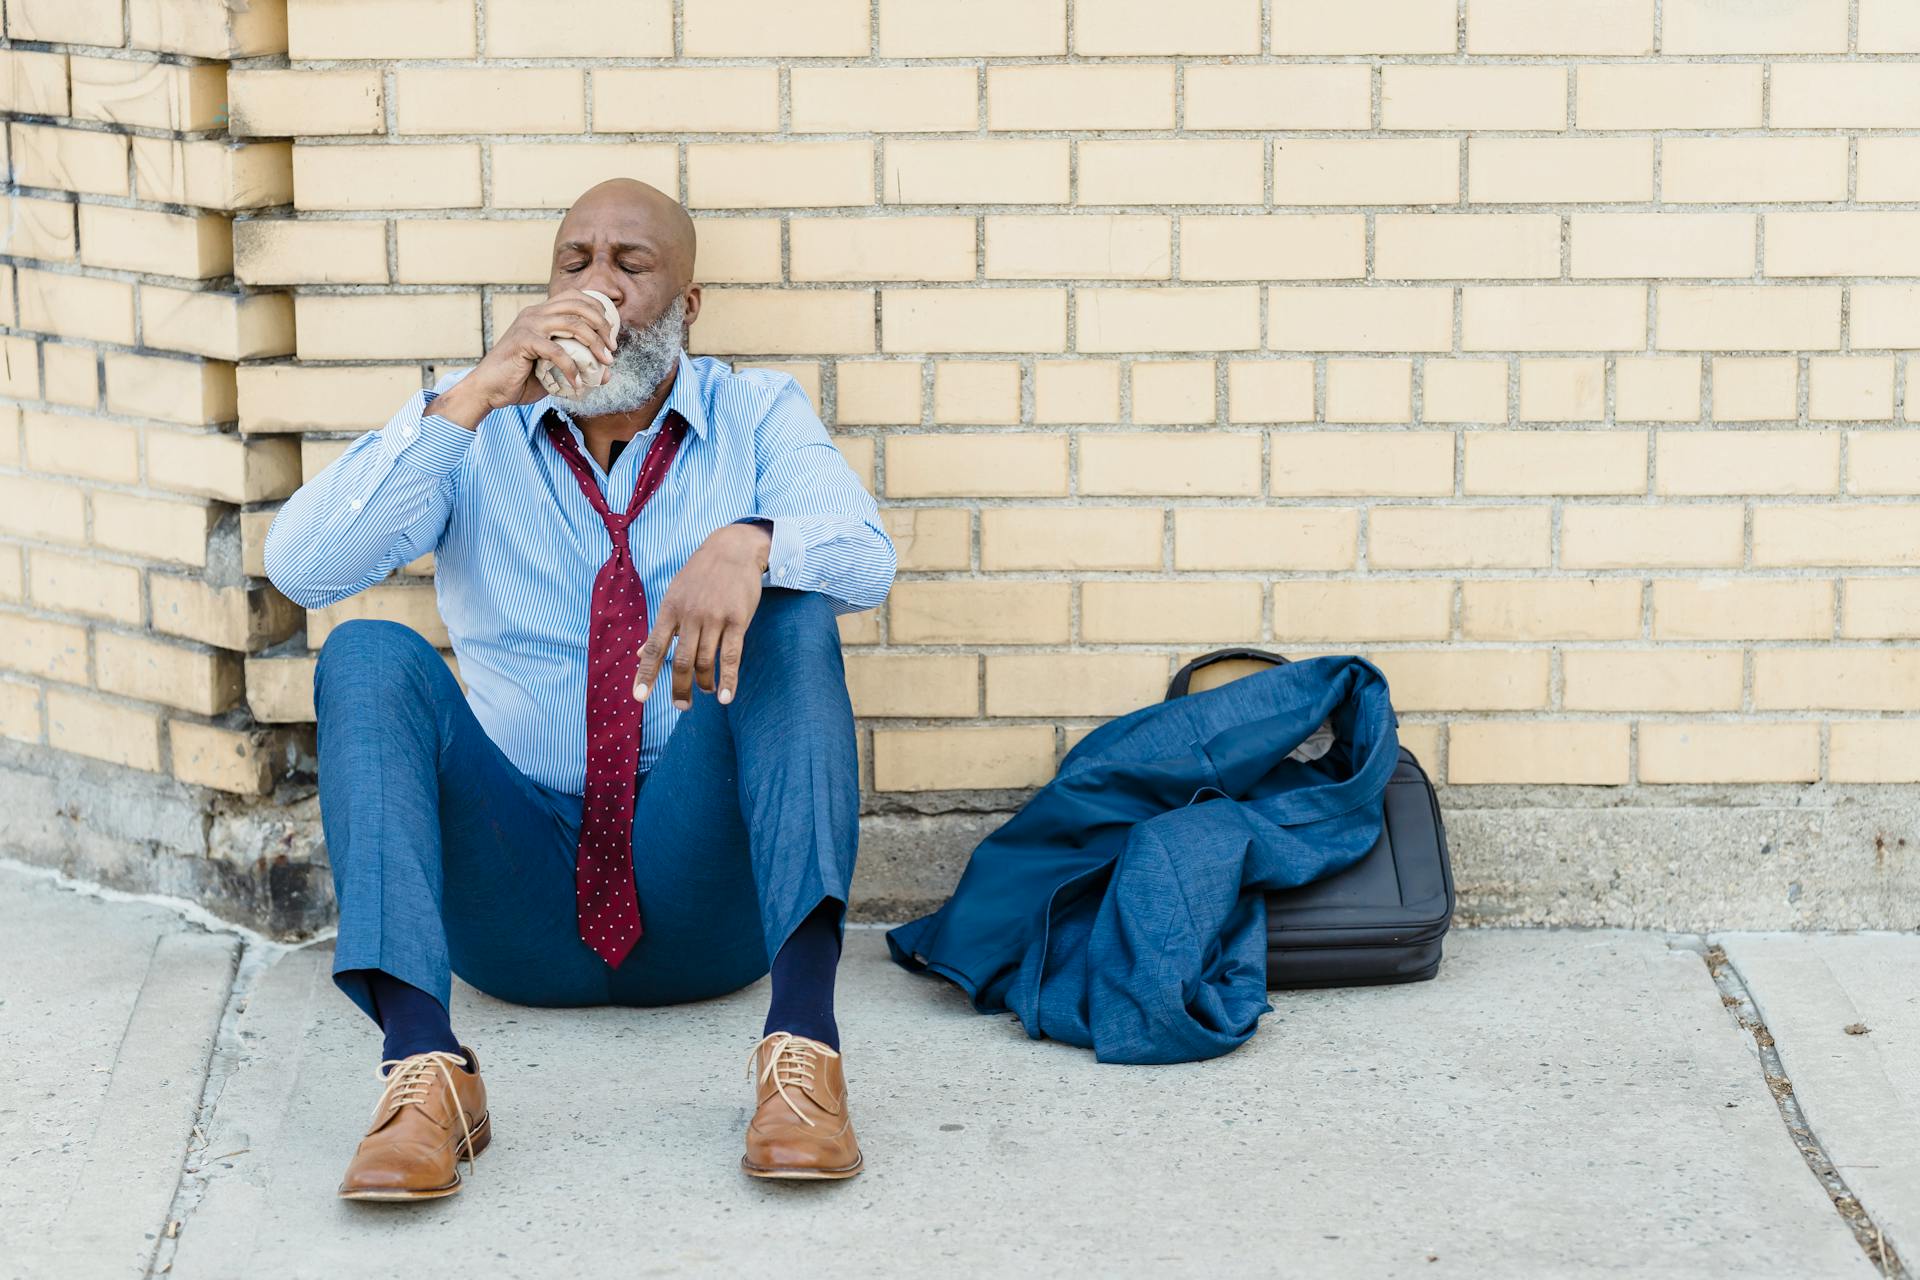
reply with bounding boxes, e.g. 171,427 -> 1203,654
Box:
543,411 -> 688,968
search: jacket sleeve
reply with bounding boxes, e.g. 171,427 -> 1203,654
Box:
732,373 -> 896,614
261,372 -> 475,610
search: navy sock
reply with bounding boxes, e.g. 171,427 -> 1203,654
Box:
354,969 -> 464,1070
762,896 -> 844,1050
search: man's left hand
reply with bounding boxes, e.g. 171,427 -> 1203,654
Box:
633,521 -> 772,709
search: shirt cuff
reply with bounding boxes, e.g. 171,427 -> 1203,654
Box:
734,515 -> 804,588
392,389 -> 477,476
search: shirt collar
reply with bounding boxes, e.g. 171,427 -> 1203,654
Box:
520,347 -> 708,443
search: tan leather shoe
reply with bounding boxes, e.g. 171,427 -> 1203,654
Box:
741,1032 -> 864,1180
338,1047 -> 491,1201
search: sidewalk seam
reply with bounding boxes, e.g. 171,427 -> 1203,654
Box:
1694,938 -> 1908,1280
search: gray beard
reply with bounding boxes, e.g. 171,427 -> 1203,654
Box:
553,294 -> 687,417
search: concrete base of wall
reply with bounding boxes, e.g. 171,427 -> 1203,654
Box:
4,741 -> 1915,938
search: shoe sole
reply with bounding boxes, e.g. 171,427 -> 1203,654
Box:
338,1111 -> 492,1202
739,1150 -> 864,1180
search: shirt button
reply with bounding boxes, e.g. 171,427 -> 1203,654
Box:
403,425 -> 418,441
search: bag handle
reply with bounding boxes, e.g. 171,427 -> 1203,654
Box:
1165,647 -> 1291,701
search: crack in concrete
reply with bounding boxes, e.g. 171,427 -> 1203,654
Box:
1692,939 -> 1909,1279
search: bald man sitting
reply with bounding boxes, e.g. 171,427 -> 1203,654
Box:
265,179 -> 894,1195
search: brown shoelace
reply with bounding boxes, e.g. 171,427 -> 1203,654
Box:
748,1032 -> 837,1127
371,1050 -> 479,1175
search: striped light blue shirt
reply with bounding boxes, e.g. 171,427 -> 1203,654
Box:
263,349 -> 896,795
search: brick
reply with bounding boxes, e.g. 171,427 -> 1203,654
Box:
129,0 -> 286,57
9,123 -> 128,197
1183,65 -> 1370,129
1857,140 -> 1920,202
293,144 -> 479,212
105,354 -> 236,426
1464,431 -> 1646,496
689,142 -> 872,210
683,0 -> 869,56
791,67 -> 976,134
16,269 -> 135,345
835,362 -> 922,425
1381,66 -> 1566,130
881,507 -> 969,571
986,653 -> 1169,717
886,433 -> 1067,497
845,653 -> 977,718
1767,213 -> 1920,278
1181,215 -> 1363,283
68,56 -> 217,131
890,581 -> 1070,644
986,65 -> 1172,131
1844,578 -> 1920,640
1851,285 -> 1920,348
793,216 -> 975,284
1449,721 -> 1629,785
95,630 -> 242,715
1274,430 -> 1454,496
1809,357 -> 1895,422
980,507 -> 1162,571
1229,359 -> 1317,422
24,411 -> 139,483
78,206 -> 230,279
1270,288 -> 1453,353
1564,651 -> 1742,713
396,69 -> 583,135
1273,139 -> 1459,206
1638,722 -> 1819,784
0,335 -> 39,401
873,727 -> 1054,793
1462,287 -> 1646,353
489,143 -> 676,211
168,721 -> 284,795
883,139 -> 1069,206
0,275 -> 12,330
47,691 -> 163,773
1652,579 -> 1834,641
229,70 -> 384,138
0,195 -> 77,262
1375,214 -> 1559,281
1657,286 -> 1840,352
1274,579 -> 1453,642
1421,360 -> 1508,424
1753,505 -> 1920,568
0,612 -> 88,682
294,294 -> 482,362
1661,138 -> 1847,205
1862,0 -> 1920,50
245,654 -> 317,722
1830,721 -> 1920,783
1080,433 -> 1259,497
1467,138 -> 1654,204
240,510 -> 275,577
141,287 -> 294,362
1079,287 -> 1258,354
1079,140 -> 1263,206
1615,357 -> 1700,423
591,67 -> 779,133
1174,508 -> 1357,571
1519,358 -> 1604,421
1711,358 -> 1797,422
236,219 -> 388,286
1665,0 -> 1844,51
133,137 -> 291,210
1773,65 -> 1920,128
1581,65 -> 1764,129
0,475 -> 87,544
878,0 -> 1062,55
237,365 -> 422,433
981,213 -> 1166,282
1036,360 -> 1123,423
1272,0 -> 1455,52
1755,650 -> 1920,711
694,289 -> 875,357
91,493 -> 215,567
308,582 -> 446,648
1324,358 -> 1411,423
1462,578 -> 1642,641
42,345 -> 97,409
150,575 -> 299,651
29,549 -> 138,624
1,49 -> 69,115
1370,505 -> 1550,569
1656,430 -> 1836,497
0,545 -> 17,599
287,0 -> 473,56
933,362 -> 1020,423
301,438 -> 353,480
689,220 -> 781,285
1082,581 -> 1261,644
1467,0 -> 1651,52
1571,213 -> 1753,280
882,289 -> 1063,355
1850,432 -> 1920,497
6,0 -> 122,45
481,0 -> 666,51
1130,360 -> 1215,424
392,220 -> 553,286
0,680 -> 39,744
1075,0 -> 1255,52
1562,505 -> 1743,568
146,430 -> 300,502
1369,649 -> 1551,712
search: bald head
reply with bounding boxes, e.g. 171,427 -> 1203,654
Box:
547,178 -> 700,340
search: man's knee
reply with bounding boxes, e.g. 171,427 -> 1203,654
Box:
313,619 -> 447,713
745,588 -> 840,663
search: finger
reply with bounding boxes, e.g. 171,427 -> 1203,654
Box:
692,617 -> 721,695
537,296 -> 618,350
527,337 -> 588,395
550,321 -> 615,366
715,623 -> 746,707
669,621 -> 700,709
634,605 -> 678,702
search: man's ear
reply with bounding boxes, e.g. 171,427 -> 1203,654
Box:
682,284 -> 703,328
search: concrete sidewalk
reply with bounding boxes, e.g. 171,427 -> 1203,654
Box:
0,864 -> 1911,1280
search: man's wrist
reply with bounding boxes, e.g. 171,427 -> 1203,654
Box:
426,379 -> 491,431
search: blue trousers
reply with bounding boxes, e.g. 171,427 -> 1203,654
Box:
313,587 -> 859,1022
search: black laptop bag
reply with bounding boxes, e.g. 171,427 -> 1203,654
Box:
1165,648 -> 1455,990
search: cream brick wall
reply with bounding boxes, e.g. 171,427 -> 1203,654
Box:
7,0 -> 1920,819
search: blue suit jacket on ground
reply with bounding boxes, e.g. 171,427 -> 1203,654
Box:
885,654 -> 1400,1064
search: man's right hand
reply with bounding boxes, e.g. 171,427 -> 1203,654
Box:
427,292 -> 618,430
